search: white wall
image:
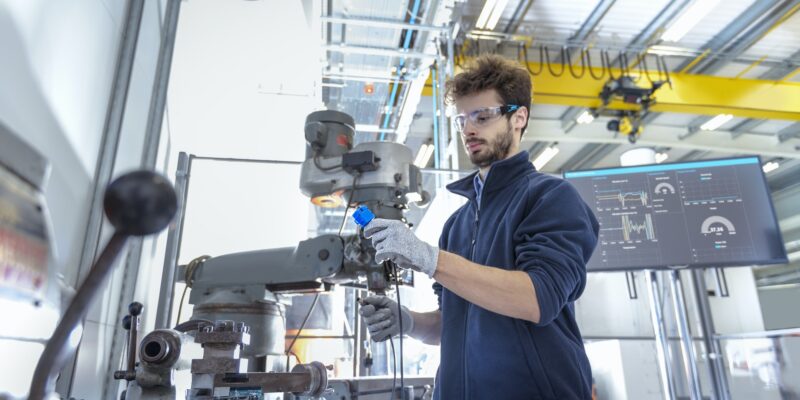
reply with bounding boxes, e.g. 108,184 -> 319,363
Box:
167,0 -> 322,162
0,0 -> 118,285
0,0 -> 166,398
150,0 -> 326,343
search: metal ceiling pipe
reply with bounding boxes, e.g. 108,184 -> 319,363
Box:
321,16 -> 446,32
379,0 -> 424,140
323,44 -> 436,59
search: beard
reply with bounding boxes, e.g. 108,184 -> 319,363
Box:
466,120 -> 515,168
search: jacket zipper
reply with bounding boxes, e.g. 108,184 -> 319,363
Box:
464,198 -> 480,398
470,199 -> 480,259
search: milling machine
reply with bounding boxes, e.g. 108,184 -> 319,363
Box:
119,110 -> 434,399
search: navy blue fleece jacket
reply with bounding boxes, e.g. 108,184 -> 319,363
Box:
432,150 -> 599,400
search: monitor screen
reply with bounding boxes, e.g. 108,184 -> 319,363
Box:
563,156 -> 788,271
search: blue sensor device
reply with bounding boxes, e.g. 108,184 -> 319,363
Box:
352,205 -> 375,228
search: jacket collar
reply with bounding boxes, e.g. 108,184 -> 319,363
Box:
447,150 -> 534,201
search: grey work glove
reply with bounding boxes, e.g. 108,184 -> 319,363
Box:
359,295 -> 414,342
364,218 -> 439,278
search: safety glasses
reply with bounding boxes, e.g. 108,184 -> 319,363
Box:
453,105 -> 520,133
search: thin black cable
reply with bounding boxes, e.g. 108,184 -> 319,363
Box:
603,50 -> 617,80
566,47 -> 587,79
176,255 -> 211,325
630,52 -> 646,83
654,53 -> 670,85
621,52 -> 629,77
620,52 -> 630,78
518,43 -> 543,76
543,45 -> 566,77
659,55 -> 673,89
389,337 -> 397,400
585,49 -> 606,80
339,173 -> 361,236
285,293 -> 321,371
641,53 -> 655,84
393,262 -> 405,394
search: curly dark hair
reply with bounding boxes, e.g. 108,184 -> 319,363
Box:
445,54 -> 532,136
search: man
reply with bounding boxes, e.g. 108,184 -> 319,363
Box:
360,55 -> 599,399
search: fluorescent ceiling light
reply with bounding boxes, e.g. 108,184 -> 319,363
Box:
762,161 -> 779,174
647,45 -> 697,57
661,0 -> 720,42
700,114 -> 733,131
476,0 -> 509,30
475,0 -> 498,30
655,152 -> 669,163
414,144 -> 435,167
485,0 -> 509,30
532,146 -> 559,171
576,110 -> 595,124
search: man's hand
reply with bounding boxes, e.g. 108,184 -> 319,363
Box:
364,219 -> 439,278
358,295 -> 414,342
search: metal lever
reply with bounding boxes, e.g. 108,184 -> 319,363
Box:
114,302 -> 144,381
28,171 -> 177,400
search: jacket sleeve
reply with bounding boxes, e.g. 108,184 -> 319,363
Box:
433,213 -> 458,310
514,180 -> 599,326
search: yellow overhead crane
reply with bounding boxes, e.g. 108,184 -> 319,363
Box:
423,60 -> 800,121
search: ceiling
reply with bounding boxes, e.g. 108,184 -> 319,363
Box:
318,0 -> 800,283
322,0 -> 800,177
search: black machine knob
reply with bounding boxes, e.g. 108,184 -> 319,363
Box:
30,171 -> 177,399
122,315 -> 132,330
103,170 -> 178,236
129,301 -> 144,316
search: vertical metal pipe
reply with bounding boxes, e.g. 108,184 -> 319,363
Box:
669,269 -> 703,400
446,26 -> 456,77
115,5 -> 183,384
154,152 -> 191,328
444,30 -> 457,170
626,271 -> 638,299
141,0 -> 183,168
713,267 -> 730,297
692,269 -> 730,400
74,0 -> 144,288
712,267 -> 724,297
646,270 -> 677,400
431,64 -> 441,169
436,53 -> 449,169
353,288 -> 361,377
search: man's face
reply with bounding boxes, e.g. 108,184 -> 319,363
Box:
454,90 -> 525,168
